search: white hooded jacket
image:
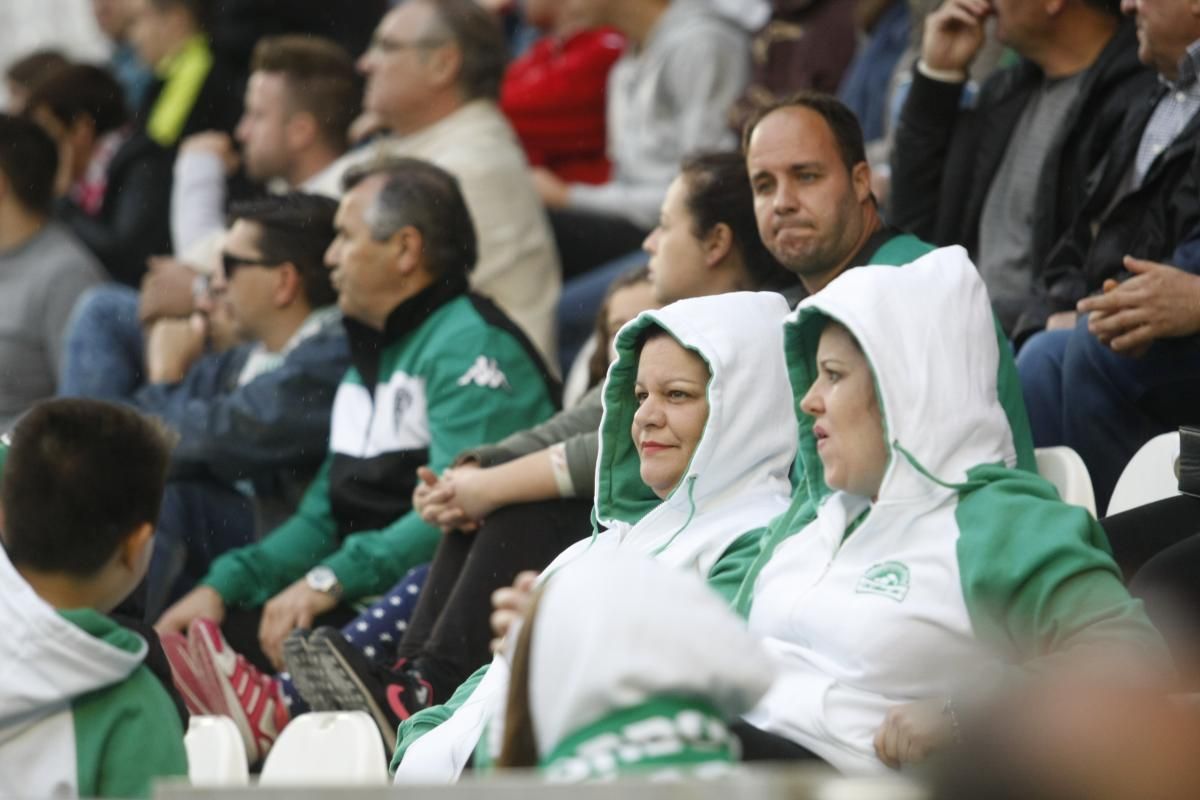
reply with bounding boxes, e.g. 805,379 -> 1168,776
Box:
740,247 -> 1166,772
393,291 -> 797,782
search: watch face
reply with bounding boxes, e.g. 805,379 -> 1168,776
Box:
308,567 -> 337,593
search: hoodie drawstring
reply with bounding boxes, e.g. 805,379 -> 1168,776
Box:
650,476 -> 699,558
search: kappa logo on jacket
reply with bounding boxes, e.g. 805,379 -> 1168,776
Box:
856,561 -> 910,602
456,357 -> 510,391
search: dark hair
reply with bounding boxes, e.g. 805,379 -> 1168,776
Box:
497,584 -> 547,769
343,156 -> 478,283
2,399 -> 173,578
5,50 -> 70,95
741,90 -> 867,174
25,64 -> 129,136
251,35 -> 361,153
1081,0 -> 1121,16
421,0 -> 508,101
227,192 -> 340,309
148,0 -> 211,32
0,113 -> 59,215
588,263 -> 653,389
679,151 -> 796,291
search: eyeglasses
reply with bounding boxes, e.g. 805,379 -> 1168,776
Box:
368,35 -> 448,55
222,252 -> 279,280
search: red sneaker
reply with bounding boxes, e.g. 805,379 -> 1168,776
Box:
187,618 -> 289,764
159,630 -> 218,716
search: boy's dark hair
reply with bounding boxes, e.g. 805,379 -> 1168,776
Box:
2,399 -> 174,578
0,113 -> 60,215
5,49 -> 70,95
25,64 -> 129,136
741,90 -> 867,174
251,35 -> 361,153
343,156 -> 478,282
679,151 -> 796,291
227,192 -> 340,309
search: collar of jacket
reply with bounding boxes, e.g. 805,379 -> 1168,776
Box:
342,274 -> 469,386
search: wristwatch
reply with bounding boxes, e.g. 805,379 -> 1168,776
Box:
305,566 -> 343,600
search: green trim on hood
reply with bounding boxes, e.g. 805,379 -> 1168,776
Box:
59,608 -> 146,656
595,316 -> 713,528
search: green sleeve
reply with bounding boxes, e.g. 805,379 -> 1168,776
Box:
956,466 -> 1166,660
991,317 -> 1037,473
74,666 -> 188,798
201,457 -> 339,608
324,331 -> 556,600
390,663 -> 491,774
706,529 -> 768,608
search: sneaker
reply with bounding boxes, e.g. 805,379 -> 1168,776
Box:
159,630 -> 218,716
308,628 -> 433,751
188,618 -> 289,764
281,628 -> 330,710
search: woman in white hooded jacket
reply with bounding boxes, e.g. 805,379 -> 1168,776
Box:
738,246 -> 1169,773
391,290 -> 797,782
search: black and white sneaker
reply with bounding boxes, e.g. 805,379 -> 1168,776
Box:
307,627 -> 434,751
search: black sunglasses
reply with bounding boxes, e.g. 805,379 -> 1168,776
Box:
222,252 -> 280,279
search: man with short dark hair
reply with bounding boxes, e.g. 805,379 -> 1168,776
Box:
156,158 -> 558,763
891,0 -> 1149,335
123,193 -> 350,619
0,398 -> 187,797
744,91 -> 1037,472
0,114 -> 104,430
172,35 -> 358,259
26,63 -> 174,285
314,0 -> 561,364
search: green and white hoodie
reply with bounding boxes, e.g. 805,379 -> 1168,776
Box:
530,552 -> 775,782
0,549 -> 188,798
202,280 -> 558,605
393,290 -> 798,783
739,246 -> 1166,773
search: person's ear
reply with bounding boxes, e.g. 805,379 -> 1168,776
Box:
703,222 -> 734,269
274,262 -> 303,308
284,110 -> 319,153
851,161 -> 872,205
426,43 -> 463,92
119,522 -> 155,574
393,225 -> 426,278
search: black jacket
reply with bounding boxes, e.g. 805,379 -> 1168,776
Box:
890,22 -> 1152,321
1013,85 -> 1200,341
56,131 -> 174,287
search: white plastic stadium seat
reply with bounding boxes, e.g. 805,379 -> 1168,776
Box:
1035,447 -> 1097,517
259,711 -> 388,786
184,715 -> 249,787
1106,432 -> 1180,516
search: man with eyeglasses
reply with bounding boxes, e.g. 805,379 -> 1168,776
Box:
109,193 -> 350,623
309,0 -> 561,367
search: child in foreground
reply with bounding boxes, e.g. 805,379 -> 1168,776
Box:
0,399 -> 188,798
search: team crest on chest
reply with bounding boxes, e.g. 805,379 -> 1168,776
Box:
856,561 -> 910,602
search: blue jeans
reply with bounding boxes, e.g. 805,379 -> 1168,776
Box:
1018,317 -> 1200,513
58,285 -> 145,399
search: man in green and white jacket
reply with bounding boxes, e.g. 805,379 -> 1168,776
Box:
158,157 -> 558,671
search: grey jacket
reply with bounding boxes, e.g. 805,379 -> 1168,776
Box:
460,384 -> 603,498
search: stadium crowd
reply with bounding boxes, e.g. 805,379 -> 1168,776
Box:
2,0 -> 1200,797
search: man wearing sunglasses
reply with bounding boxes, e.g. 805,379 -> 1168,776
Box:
110,192 -> 350,622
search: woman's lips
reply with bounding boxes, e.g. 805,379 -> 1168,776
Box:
640,441 -> 670,455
